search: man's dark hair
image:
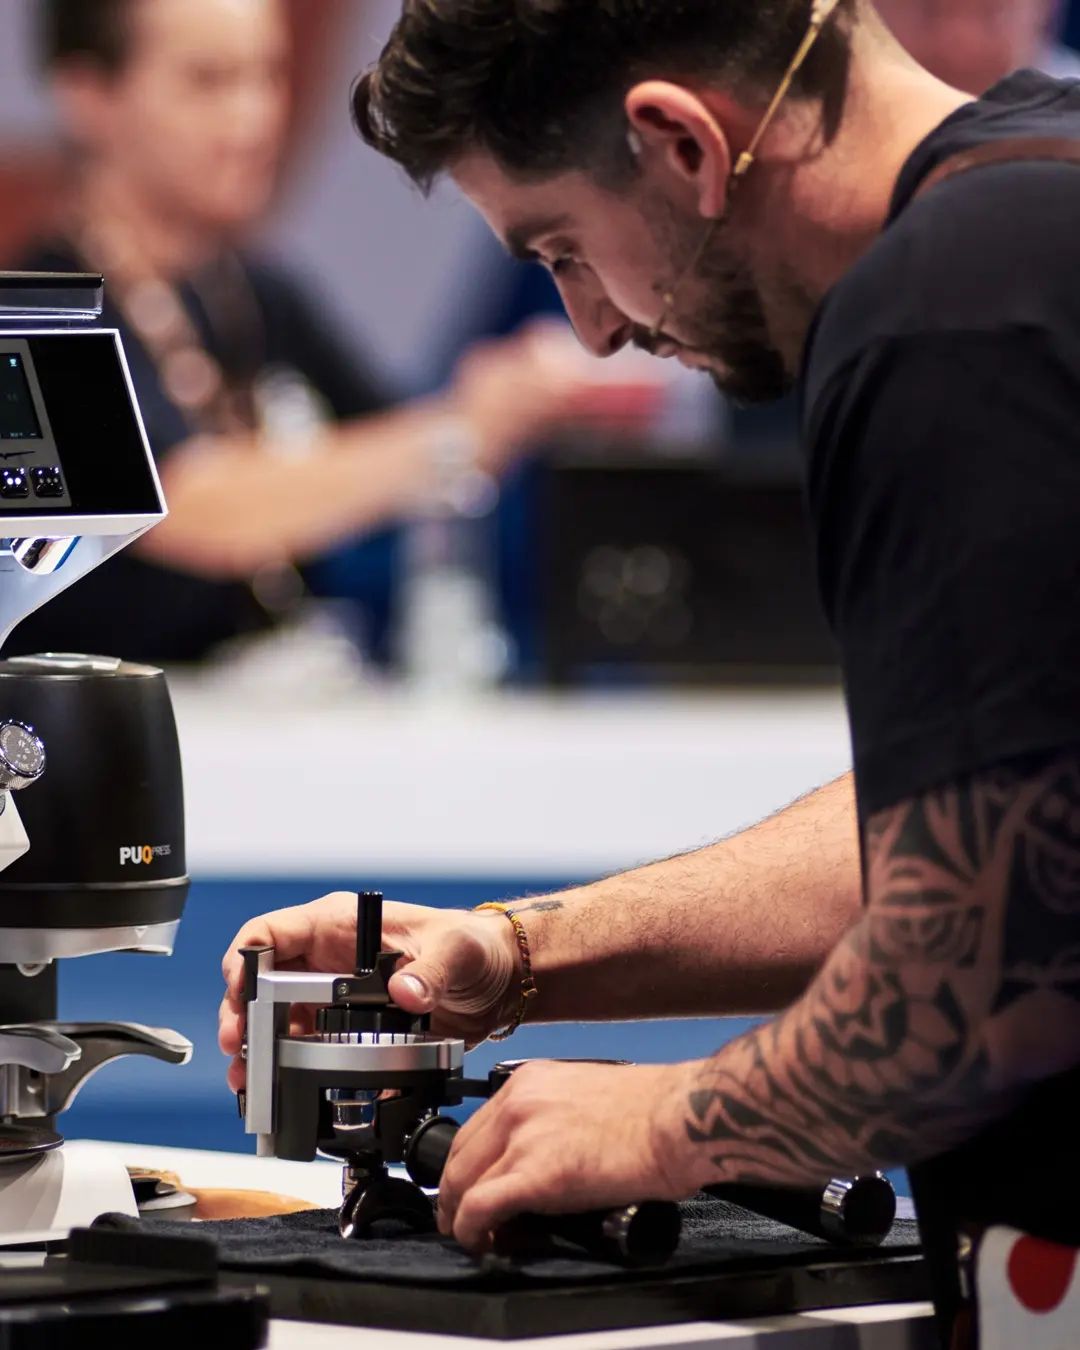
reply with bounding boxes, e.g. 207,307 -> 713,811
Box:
353,0 -> 854,192
39,0 -> 136,76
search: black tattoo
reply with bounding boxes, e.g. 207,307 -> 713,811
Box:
512,900 -> 565,916
685,750 -> 1080,1187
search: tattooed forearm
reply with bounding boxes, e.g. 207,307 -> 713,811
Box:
683,751 -> 1080,1188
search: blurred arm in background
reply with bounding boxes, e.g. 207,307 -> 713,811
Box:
137,322 -> 595,580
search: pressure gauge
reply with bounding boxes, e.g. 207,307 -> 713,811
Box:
0,720 -> 46,792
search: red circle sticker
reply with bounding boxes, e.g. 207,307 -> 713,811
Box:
1007,1235 -> 1079,1315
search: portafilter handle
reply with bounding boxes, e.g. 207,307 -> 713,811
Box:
706,1174 -> 897,1247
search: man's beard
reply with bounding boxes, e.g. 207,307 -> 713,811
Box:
635,203 -> 811,406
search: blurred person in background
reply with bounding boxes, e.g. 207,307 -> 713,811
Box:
876,0 -> 1080,93
7,0 -> 599,667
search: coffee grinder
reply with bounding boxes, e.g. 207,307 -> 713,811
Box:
0,272 -> 192,1243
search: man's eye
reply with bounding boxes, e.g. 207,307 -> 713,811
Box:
550,257 -> 576,277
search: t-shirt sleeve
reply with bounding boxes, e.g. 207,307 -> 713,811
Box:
251,264 -> 392,420
807,328 -> 1080,818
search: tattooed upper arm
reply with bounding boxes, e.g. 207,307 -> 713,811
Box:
682,748 -> 1080,1186
864,749 -> 1080,1087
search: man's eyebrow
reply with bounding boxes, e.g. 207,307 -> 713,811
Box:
504,216 -> 572,261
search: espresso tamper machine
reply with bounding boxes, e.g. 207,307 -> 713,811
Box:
242,889 -> 680,1264
0,272 -> 192,1244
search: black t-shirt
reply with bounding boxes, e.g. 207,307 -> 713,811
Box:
4,245 -> 388,664
804,69 -> 1080,818
802,68 -> 1080,1310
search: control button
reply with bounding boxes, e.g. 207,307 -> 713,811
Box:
0,467 -> 29,499
31,466 -> 65,499
0,721 -> 46,792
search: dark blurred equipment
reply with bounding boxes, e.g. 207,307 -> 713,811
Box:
542,443 -> 837,686
0,273 -> 192,1246
0,1227 -> 268,1347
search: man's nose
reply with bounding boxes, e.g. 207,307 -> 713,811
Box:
560,287 -> 634,359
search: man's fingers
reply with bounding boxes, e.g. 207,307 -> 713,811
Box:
220,998 -> 313,1055
453,1174 -> 531,1254
220,900 -> 338,998
388,963 -> 439,1014
436,1102 -> 509,1234
219,998 -> 243,1055
227,1054 -> 246,1093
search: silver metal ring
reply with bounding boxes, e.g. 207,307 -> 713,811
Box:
277,1032 -> 464,1074
821,1177 -> 853,1241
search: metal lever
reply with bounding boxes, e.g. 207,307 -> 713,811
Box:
0,1024 -> 81,1121
5,1021 -> 192,1119
0,1024 -> 81,1075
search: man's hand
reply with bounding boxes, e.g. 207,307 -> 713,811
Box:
219,894 -> 520,1091
436,1060 -> 698,1254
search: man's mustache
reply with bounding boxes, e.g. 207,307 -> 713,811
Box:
631,327 -> 672,356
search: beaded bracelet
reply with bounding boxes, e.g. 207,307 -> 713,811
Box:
473,902 -> 539,1041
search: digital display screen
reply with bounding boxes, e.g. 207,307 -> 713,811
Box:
0,354 -> 42,441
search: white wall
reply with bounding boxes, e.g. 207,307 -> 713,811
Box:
0,0 -> 56,136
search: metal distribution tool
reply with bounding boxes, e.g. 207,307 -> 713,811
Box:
0,271 -> 193,1246
240,890 -> 897,1263
239,890 -> 678,1263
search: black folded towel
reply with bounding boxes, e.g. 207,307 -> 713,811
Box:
96,1194 -> 920,1290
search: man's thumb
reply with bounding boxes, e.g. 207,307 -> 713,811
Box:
389,960 -> 443,1013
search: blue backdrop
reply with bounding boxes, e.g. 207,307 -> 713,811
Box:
1067,1 -> 1080,49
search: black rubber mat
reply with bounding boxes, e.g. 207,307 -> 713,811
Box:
93,1196 -> 927,1338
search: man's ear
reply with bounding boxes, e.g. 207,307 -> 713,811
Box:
625,80 -> 733,220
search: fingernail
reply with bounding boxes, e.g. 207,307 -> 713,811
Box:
398,974 -> 429,1003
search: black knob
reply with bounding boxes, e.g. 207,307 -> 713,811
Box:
524,1202 -> 682,1267
405,1115 -> 460,1190
355,891 -> 384,974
